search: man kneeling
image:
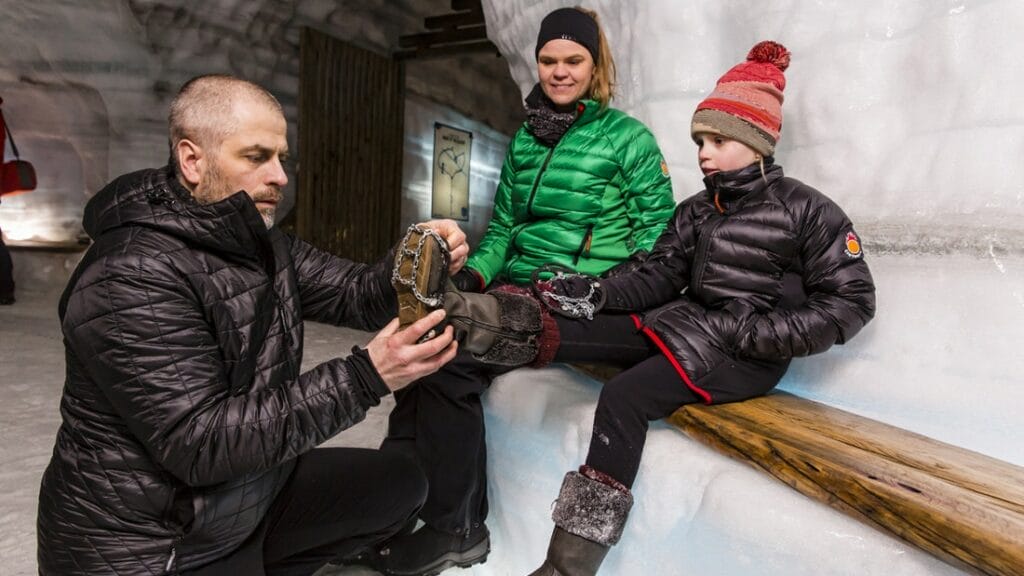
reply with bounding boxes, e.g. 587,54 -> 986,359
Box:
36,74 -> 467,576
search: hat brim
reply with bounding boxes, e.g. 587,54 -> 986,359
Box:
691,109 -> 775,157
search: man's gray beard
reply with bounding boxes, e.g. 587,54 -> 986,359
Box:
258,208 -> 275,230
194,167 -> 276,230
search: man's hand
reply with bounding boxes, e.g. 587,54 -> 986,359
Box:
419,219 -> 469,273
365,309 -> 458,392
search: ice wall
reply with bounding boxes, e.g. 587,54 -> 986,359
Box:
483,0 -> 1024,255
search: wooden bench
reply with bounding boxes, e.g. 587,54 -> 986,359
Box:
573,365 -> 1024,576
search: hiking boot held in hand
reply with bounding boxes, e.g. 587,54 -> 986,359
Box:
392,224 -> 451,335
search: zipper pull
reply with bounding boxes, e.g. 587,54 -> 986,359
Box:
573,226 -> 595,264
165,544 -> 177,573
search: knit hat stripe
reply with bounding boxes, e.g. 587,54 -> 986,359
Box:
697,98 -> 781,137
714,81 -> 785,111
692,109 -> 775,157
717,66 -> 787,90
690,41 -> 791,156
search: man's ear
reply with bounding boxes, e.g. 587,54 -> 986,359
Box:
175,139 -> 205,188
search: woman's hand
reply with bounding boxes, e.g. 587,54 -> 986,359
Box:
418,219 -> 469,273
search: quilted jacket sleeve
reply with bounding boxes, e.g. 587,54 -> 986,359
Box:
290,235 -> 396,331
465,136 -> 519,285
63,252 -> 377,487
599,201 -> 693,311
616,122 -> 676,251
740,192 -> 876,359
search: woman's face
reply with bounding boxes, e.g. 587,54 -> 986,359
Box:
694,132 -> 759,176
537,39 -> 595,110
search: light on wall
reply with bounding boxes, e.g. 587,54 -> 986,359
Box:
0,201 -> 84,247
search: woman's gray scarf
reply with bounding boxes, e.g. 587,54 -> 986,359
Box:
525,84 -> 579,147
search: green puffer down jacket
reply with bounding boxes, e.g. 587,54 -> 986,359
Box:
467,100 -> 676,285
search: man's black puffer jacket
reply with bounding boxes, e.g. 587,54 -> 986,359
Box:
602,162 -> 875,403
37,166 -> 396,574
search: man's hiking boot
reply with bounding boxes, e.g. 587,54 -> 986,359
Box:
369,523 -> 490,576
337,517 -> 418,568
392,224 -> 450,335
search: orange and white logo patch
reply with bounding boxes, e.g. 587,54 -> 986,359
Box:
844,231 -> 863,258
660,158 -> 670,178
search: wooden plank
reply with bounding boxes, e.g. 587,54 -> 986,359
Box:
393,40 -> 500,60
669,392 -> 1024,576
691,393 -> 1024,511
425,10 -> 484,30
451,0 -> 481,11
398,25 -> 488,49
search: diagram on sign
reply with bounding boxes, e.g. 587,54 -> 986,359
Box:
432,123 -> 472,221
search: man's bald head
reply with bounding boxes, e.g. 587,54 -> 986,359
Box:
168,74 -> 283,163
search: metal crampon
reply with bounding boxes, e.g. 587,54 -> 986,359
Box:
392,224 -> 451,331
532,266 -> 606,320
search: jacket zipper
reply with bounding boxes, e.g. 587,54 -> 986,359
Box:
572,225 -> 594,265
525,147 -> 556,218
272,291 -> 299,379
691,214 -> 726,290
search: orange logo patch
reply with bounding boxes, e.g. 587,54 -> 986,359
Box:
660,159 -> 670,177
844,231 -> 862,258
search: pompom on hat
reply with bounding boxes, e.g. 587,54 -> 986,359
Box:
691,41 -> 791,156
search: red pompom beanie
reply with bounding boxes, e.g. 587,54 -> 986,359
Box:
691,41 -> 791,156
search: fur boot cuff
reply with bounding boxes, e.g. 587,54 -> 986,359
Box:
471,287 -> 543,366
552,471 -> 633,546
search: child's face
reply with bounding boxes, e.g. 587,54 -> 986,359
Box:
694,133 -> 758,177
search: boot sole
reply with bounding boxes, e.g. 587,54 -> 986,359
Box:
393,226 -> 448,333
383,536 -> 490,576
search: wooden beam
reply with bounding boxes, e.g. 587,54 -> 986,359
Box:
668,392 -> 1024,576
451,0 -> 481,11
393,40 -> 500,61
398,25 -> 487,49
425,10 -> 484,30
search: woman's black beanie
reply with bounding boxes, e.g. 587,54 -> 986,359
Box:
535,7 -> 599,62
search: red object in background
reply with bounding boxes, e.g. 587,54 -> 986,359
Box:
0,96 -> 37,197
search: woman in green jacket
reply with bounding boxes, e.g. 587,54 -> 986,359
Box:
450,9 -> 675,289
368,7 -> 675,575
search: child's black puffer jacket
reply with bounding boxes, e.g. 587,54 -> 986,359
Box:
601,161 -> 876,403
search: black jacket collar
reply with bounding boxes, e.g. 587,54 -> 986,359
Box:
703,161 -> 784,208
83,165 -> 272,262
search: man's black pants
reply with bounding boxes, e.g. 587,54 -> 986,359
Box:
182,448 -> 426,576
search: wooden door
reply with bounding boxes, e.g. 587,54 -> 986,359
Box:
297,28 -> 404,262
